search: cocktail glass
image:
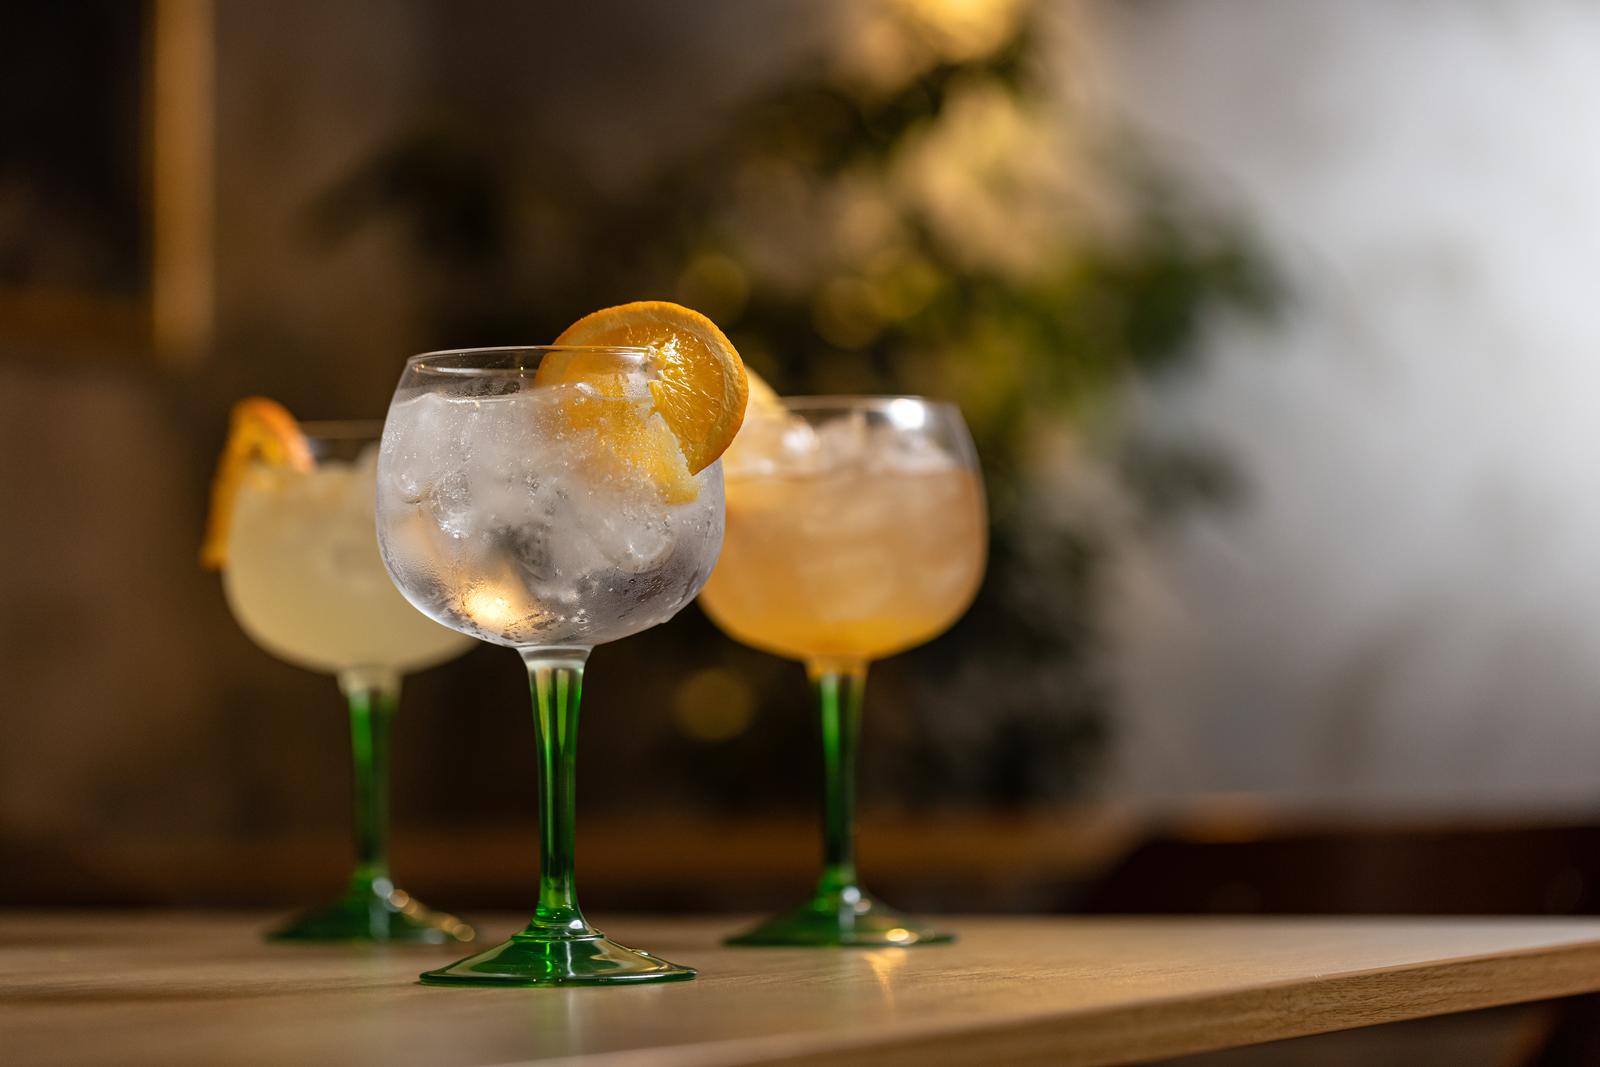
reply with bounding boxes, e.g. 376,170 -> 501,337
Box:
375,346 -> 724,986
220,420 -> 476,943
699,396 -> 987,946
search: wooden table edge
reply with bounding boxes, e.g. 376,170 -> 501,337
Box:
534,934 -> 1600,1067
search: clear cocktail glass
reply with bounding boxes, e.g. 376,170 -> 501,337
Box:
219,420 -> 475,943
699,396 -> 987,946
375,346 -> 724,986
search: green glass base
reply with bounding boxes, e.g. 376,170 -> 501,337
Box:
727,885 -> 953,947
421,928 -> 696,987
268,884 -> 474,945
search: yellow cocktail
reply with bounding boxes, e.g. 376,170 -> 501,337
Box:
224,442 -> 470,676
204,405 -> 472,944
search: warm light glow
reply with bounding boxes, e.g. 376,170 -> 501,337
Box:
672,668 -> 757,742
151,0 -> 215,364
462,585 -> 524,630
885,397 -> 927,430
864,947 -> 908,1004
897,0 -> 1021,62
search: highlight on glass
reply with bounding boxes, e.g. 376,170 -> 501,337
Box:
375,344 -> 731,986
700,393 -> 987,946
204,403 -> 475,943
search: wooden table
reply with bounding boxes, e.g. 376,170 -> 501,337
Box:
5,912 -> 1600,1066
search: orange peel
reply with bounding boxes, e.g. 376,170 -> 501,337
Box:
200,397 -> 313,569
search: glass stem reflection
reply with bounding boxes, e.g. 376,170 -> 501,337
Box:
521,647 -> 594,938
809,659 -> 867,898
337,668 -> 401,896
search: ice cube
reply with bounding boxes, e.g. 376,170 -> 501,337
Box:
382,393 -> 460,502
813,410 -> 870,473
425,469 -> 474,539
868,421 -> 957,474
723,408 -> 817,477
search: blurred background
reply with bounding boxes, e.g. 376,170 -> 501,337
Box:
9,0 -> 1600,944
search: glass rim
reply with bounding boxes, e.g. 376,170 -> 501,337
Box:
776,394 -> 963,415
299,418 -> 385,441
405,344 -> 652,378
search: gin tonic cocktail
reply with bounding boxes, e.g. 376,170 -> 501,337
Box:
376,303 -> 747,986
700,394 -> 986,946
205,403 -> 473,943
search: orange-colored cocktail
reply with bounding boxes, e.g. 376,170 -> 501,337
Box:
699,392 -> 987,947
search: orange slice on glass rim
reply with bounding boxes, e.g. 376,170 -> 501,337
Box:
719,366 -> 790,479
539,302 -> 748,501
200,397 -> 313,569
742,366 -> 784,419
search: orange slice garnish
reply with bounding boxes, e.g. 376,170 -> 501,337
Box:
200,397 -> 314,569
743,366 -> 784,419
542,301 -> 749,477
719,367 -> 790,478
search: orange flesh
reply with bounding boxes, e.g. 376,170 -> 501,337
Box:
547,301 -> 749,475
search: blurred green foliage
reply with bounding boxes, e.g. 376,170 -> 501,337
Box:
312,1 -> 1274,809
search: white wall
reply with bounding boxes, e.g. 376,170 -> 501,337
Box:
1087,1 -> 1600,809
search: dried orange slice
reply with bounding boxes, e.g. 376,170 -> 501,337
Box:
200,397 -> 313,569
543,301 -> 749,476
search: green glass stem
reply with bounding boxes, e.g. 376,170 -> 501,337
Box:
813,659 -> 867,898
420,647 -> 694,984
343,668 -> 398,895
267,669 -> 473,944
725,658 -> 951,947
525,649 -> 592,937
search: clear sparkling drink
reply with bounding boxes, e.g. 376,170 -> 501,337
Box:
376,385 -> 723,649
374,334 -> 741,987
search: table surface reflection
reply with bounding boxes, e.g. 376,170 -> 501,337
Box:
6,911 -> 1600,1066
